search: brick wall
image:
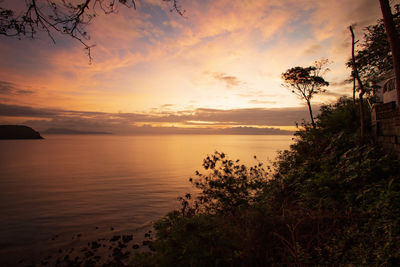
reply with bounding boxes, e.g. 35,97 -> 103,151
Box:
372,102 -> 400,155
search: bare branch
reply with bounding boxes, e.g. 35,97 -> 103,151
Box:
164,0 -> 185,17
0,0 -> 183,62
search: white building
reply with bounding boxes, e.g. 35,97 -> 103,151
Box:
375,71 -> 398,105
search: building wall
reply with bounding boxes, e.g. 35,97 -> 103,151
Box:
375,72 -> 397,105
372,101 -> 400,155
383,88 -> 397,104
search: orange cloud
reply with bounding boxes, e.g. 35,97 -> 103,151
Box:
0,0 -> 384,118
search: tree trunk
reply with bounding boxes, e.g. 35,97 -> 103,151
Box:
379,0 -> 400,106
350,25 -> 366,140
359,92 -> 366,141
352,75 -> 356,106
307,100 -> 315,128
350,28 -> 357,107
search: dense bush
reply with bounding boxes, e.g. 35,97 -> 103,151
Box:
131,98 -> 400,266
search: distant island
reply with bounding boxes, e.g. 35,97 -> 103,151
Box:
43,128 -> 112,135
0,125 -> 43,139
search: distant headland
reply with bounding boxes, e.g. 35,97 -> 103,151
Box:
0,125 -> 43,139
43,128 -> 113,135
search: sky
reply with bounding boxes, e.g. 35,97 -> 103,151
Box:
0,0 -> 389,134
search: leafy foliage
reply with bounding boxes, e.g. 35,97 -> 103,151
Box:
131,98 -> 400,266
282,61 -> 329,100
185,152 -> 270,215
282,59 -> 330,126
347,14 -> 400,94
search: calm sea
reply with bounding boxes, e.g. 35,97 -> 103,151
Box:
0,134 -> 292,265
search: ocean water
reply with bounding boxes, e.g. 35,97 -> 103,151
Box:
0,134 -> 292,265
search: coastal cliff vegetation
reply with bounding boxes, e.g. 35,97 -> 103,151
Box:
130,97 -> 400,266
127,12 -> 400,266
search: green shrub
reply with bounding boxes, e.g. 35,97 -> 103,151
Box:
131,98 -> 400,266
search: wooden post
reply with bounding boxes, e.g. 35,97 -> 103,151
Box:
350,26 -> 366,140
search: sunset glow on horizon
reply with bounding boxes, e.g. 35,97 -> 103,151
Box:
0,0 -> 384,133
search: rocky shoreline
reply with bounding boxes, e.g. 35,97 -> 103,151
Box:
17,228 -> 154,267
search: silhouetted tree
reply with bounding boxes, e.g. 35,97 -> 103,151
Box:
281,59 -> 330,128
346,7 -> 399,96
0,0 -> 183,62
349,25 -> 367,140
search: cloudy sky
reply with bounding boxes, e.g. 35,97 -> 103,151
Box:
0,0 -> 388,134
